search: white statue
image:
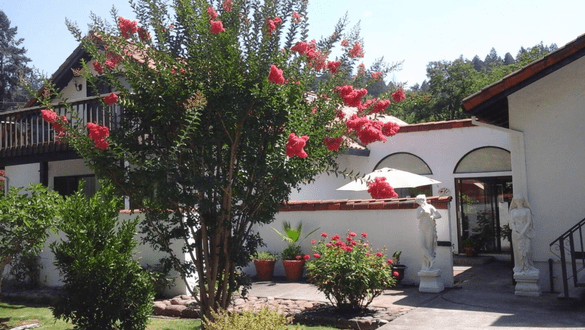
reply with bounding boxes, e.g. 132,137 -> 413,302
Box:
416,194 -> 442,271
510,195 -> 537,274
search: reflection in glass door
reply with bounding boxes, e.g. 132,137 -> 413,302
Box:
456,177 -> 513,253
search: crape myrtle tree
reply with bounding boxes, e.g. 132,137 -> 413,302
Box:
35,0 -> 405,318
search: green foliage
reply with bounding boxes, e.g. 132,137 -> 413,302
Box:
306,231 -> 396,312
280,243 -> 303,260
0,183 -> 60,295
51,183 -> 154,330
143,262 -> 176,299
6,252 -> 41,289
252,251 -> 278,261
203,307 -> 295,330
400,42 -> 558,123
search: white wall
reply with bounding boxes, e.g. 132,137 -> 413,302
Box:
508,55 -> 585,290
5,163 -> 40,189
245,205 -> 454,288
290,124 -> 511,252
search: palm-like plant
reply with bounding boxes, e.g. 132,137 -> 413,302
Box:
273,221 -> 318,260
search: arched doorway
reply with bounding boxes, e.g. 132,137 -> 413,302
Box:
454,147 -> 513,254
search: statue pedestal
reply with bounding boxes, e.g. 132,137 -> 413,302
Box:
418,269 -> 444,293
514,270 -> 541,297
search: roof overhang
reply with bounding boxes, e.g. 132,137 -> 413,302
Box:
461,33 -> 585,128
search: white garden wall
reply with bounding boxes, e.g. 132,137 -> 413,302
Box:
244,197 -> 454,288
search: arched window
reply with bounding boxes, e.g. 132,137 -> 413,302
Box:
374,152 -> 432,174
374,153 -> 433,198
454,147 -> 511,173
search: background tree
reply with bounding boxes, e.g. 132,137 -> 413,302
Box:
399,42 -> 558,123
0,184 -> 60,297
0,10 -> 39,111
36,0 -> 404,319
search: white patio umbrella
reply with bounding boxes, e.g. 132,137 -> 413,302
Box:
337,167 -> 441,191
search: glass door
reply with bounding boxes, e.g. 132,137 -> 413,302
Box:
456,177 -> 513,253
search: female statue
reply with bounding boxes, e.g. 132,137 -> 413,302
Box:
416,194 -> 442,271
510,195 -> 537,274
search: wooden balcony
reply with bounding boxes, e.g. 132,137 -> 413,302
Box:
0,96 -> 121,159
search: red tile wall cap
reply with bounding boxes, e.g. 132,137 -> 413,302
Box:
280,196 -> 452,212
397,119 -> 474,134
462,33 -> 585,112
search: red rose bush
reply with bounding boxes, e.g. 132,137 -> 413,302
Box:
306,231 -> 396,312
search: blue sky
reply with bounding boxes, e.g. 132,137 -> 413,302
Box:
2,0 -> 584,87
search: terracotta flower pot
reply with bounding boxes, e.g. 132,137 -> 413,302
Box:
282,259 -> 305,282
464,246 -> 475,257
253,259 -> 276,281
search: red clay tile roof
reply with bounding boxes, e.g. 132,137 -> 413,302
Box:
280,196 -> 451,211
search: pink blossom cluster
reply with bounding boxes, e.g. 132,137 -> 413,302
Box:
87,122 -> 110,150
335,85 -> 368,107
285,133 -> 309,158
103,93 -> 119,106
292,11 -> 302,23
268,65 -> 285,84
222,0 -> 232,11
367,177 -> 398,199
118,17 -> 138,38
41,109 -> 68,141
392,88 -> 406,102
326,60 -> 341,74
348,42 -> 364,58
323,137 -> 343,151
266,16 -> 282,36
290,40 -> 326,70
208,7 -> 225,34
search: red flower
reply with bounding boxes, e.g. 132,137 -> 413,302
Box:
87,122 -> 110,140
266,16 -> 282,36
105,60 -> 116,70
367,177 -> 398,199
331,234 -> 340,241
323,137 -> 342,151
371,99 -> 391,114
335,85 -> 367,107
93,61 -> 103,75
313,253 -> 320,259
285,132 -> 309,158
137,27 -> 151,42
303,254 -> 310,260
371,71 -> 383,81
341,39 -> 349,47
207,7 -> 218,20
357,63 -> 366,75
41,109 -> 57,123
295,255 -> 302,260
349,232 -> 357,237
222,0 -> 232,11
326,60 -> 341,74
349,42 -> 364,58
361,232 -> 368,238
291,41 -> 310,55
292,11 -> 301,23
345,247 -> 353,252
52,116 -> 68,133
118,17 -> 138,38
392,88 -> 406,102
104,93 -> 119,106
210,20 -> 225,34
321,232 -> 328,238
326,243 -> 332,248
387,259 -> 394,265
376,252 -> 383,257
393,271 -> 400,277
351,240 -> 357,246
311,240 -> 316,244
382,121 -> 400,137
268,65 -> 285,84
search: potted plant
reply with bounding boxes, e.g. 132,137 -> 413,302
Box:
273,221 -> 318,281
251,251 -> 278,281
462,237 -> 475,256
392,250 -> 407,284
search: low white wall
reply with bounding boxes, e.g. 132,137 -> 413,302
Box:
5,163 -> 40,189
35,211 -> 188,297
245,201 -> 454,288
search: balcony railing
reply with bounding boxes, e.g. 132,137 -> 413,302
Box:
0,96 -> 121,158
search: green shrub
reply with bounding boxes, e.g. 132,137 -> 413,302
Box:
143,262 -> 175,299
51,183 -> 154,330
306,231 -> 396,312
203,307 -> 296,330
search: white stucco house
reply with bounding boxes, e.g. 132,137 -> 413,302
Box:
1,39 -> 526,292
462,32 -> 585,297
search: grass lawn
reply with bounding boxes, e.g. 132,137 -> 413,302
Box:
0,303 -> 337,330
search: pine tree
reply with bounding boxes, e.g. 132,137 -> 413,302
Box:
0,10 -> 33,111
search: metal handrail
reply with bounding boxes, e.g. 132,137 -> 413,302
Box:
549,217 -> 585,298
